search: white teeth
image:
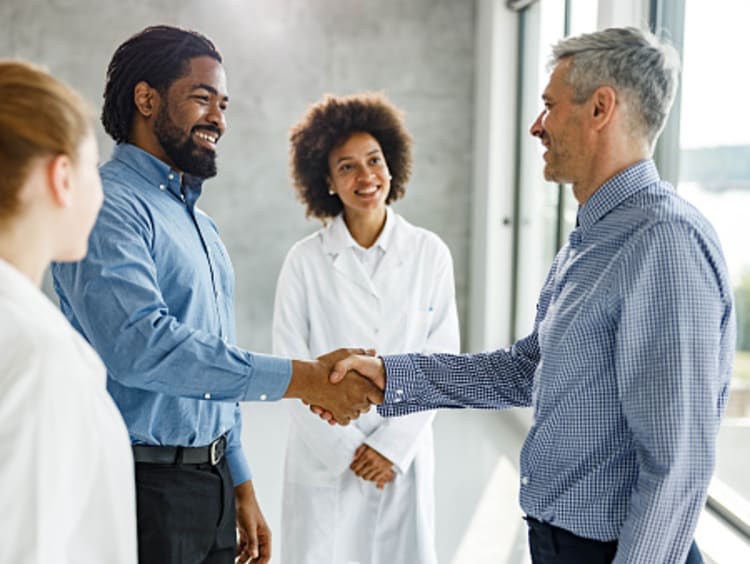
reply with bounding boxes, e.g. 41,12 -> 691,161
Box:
357,187 -> 378,195
195,131 -> 217,143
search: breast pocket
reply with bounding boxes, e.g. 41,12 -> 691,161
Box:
391,308 -> 433,351
210,239 -> 235,302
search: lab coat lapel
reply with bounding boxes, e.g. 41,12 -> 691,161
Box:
323,215 -> 379,297
371,212 -> 406,297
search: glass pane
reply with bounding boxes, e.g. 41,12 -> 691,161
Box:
679,0 -> 750,507
515,0 -> 565,339
514,0 -> 599,339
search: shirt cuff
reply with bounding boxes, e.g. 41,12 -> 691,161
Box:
242,353 -> 292,401
381,354 -> 420,404
225,443 -> 252,486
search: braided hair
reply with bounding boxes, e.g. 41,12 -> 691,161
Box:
101,25 -> 222,143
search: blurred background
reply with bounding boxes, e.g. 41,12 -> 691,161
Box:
2,0 -> 747,561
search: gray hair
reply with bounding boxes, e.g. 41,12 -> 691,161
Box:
550,27 -> 680,146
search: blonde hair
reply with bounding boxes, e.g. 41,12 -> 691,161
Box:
0,59 -> 93,220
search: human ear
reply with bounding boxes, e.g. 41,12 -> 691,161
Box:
591,86 -> 616,130
47,154 -> 74,208
133,81 -> 159,118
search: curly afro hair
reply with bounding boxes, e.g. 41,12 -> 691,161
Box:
289,92 -> 412,220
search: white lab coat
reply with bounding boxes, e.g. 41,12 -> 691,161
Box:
0,259 -> 137,564
273,209 -> 460,564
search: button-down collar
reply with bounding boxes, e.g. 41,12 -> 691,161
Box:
577,159 -> 662,232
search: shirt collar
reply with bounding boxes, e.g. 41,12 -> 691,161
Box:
110,143 -> 204,205
577,159 -> 661,231
324,207 -> 394,255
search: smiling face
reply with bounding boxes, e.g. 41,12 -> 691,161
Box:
327,131 -> 391,219
529,59 -> 589,186
154,56 -> 228,178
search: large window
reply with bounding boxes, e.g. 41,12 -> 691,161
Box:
514,0 -> 598,338
677,0 -> 750,519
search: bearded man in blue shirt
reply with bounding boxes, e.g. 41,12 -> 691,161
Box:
52,25 -> 382,564
327,27 -> 736,564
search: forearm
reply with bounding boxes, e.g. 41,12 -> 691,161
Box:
379,346 -> 536,415
364,410 -> 435,473
225,412 -> 252,485
103,316 -> 291,401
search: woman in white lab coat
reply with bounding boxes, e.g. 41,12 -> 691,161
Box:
0,61 -> 137,563
273,92 -> 460,564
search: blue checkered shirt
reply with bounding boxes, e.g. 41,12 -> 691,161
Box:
379,160 -> 736,563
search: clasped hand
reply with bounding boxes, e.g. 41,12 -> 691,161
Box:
308,348 -> 388,425
350,444 -> 395,490
296,348 -> 385,425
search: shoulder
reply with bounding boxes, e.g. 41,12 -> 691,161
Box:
284,227 -> 327,263
98,159 -> 158,220
392,212 -> 452,259
0,301 -> 69,391
620,184 -> 723,257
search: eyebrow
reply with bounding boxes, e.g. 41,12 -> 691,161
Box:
335,148 -> 382,165
191,83 -> 229,103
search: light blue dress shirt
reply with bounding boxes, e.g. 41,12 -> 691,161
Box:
379,160 -> 736,563
53,143 -> 291,485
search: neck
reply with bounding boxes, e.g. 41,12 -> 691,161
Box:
130,121 -> 181,174
0,225 -> 50,287
572,137 -> 650,205
343,207 -> 387,249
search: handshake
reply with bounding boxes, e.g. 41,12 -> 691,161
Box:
285,348 -> 389,425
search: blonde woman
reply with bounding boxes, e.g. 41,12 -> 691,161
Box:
0,60 -> 137,563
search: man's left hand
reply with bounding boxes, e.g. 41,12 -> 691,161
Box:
235,480 -> 271,563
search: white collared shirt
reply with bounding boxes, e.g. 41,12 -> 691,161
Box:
0,258 -> 137,564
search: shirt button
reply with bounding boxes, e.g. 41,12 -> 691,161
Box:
521,476 -> 529,486
159,184 -> 166,190
396,389 -> 404,395
204,392 -> 212,400
222,336 -> 229,343
168,173 -> 174,180
259,394 -> 268,401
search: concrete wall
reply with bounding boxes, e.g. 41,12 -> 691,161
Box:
1,1 -> 529,562
0,0 -> 474,345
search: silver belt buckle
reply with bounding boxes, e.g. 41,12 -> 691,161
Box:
209,437 -> 222,465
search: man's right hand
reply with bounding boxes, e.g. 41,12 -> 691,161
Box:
305,350 -> 388,425
285,349 -> 384,425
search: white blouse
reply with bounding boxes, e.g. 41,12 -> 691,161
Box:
0,259 -> 137,563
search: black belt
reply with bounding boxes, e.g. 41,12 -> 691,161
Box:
132,434 -> 226,466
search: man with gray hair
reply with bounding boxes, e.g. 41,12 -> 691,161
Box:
328,27 -> 735,563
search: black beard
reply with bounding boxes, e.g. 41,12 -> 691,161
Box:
154,106 -> 218,179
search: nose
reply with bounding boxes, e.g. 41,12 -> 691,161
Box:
357,167 -> 377,182
529,110 -> 544,138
